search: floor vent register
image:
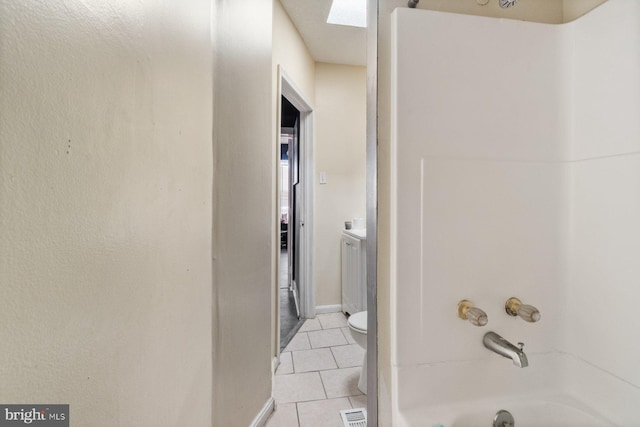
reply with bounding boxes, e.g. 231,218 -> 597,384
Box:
340,407 -> 367,427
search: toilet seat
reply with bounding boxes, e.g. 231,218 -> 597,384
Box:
347,311 -> 368,394
348,311 -> 367,333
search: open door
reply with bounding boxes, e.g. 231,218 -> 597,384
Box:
288,117 -> 301,318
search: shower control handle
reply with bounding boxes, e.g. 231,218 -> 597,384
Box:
506,297 -> 541,322
457,300 -> 488,327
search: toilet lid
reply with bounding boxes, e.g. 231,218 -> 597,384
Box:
348,311 -> 367,332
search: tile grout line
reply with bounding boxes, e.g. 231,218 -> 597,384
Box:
308,331 -> 348,350
317,313 -> 349,331
284,331 -> 309,353
329,346 -> 340,370
339,327 -> 354,344
317,369 -> 329,401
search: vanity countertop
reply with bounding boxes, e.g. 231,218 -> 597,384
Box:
343,228 -> 366,239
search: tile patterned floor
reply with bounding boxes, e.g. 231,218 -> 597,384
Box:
267,313 -> 366,427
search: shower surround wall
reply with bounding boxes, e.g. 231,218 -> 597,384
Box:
565,0 -> 640,413
390,0 -> 640,424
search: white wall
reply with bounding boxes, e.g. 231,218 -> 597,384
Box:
565,0 -> 640,395
388,0 -> 640,424
391,8 -> 570,413
376,1 -> 618,425
273,0 -> 316,106
315,63 -> 367,307
0,1 -> 212,425
212,0 -> 275,426
377,1 -> 566,425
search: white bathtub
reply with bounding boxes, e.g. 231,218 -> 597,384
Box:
398,395 -> 613,427
393,354 -> 639,427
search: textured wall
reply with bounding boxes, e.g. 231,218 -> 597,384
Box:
212,0 -> 275,426
0,0 -> 213,425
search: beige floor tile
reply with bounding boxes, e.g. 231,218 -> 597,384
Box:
298,317 -> 322,332
276,352 -> 293,375
292,348 -> 337,373
319,367 -> 363,398
330,344 -> 365,368
265,403 -> 299,427
340,327 -> 356,344
284,333 -> 310,352
297,398 -> 352,427
349,394 -> 367,409
318,313 -> 348,329
273,372 -> 326,404
307,328 -> 348,349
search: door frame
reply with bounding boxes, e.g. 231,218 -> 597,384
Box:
276,66 -> 315,354
365,0 -> 379,423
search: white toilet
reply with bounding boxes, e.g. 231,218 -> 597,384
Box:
347,311 -> 367,394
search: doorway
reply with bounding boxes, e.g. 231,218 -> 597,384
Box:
279,96 -> 302,350
277,68 -> 315,352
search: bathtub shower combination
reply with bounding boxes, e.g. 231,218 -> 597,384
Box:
390,0 -> 640,426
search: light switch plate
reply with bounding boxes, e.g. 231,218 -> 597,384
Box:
319,171 -> 327,184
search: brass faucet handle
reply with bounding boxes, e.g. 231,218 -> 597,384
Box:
505,297 -> 541,323
457,300 -> 488,326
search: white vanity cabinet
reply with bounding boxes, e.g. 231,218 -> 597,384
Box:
341,229 -> 367,315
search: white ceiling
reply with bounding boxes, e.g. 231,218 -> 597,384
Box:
279,0 -> 367,66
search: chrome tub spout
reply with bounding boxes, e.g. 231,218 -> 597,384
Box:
483,331 -> 528,368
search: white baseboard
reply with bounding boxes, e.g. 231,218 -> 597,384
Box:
315,304 -> 342,314
249,397 -> 275,427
